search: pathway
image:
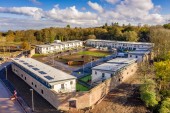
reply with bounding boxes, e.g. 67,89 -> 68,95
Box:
0,80 -> 24,113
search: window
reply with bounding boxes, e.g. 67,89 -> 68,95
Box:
70,81 -> 73,85
41,89 -> 44,94
130,55 -> 132,57
127,72 -> 129,75
136,56 -> 138,58
95,71 -> 97,75
119,78 -> 121,82
61,84 -> 64,89
35,85 -> 37,88
25,77 -> 26,80
102,73 -> 105,78
32,82 -> 33,85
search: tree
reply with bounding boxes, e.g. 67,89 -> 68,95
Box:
6,30 -> 15,42
140,91 -> 158,107
140,79 -> 158,107
123,31 -> 138,41
154,60 -> 170,91
66,24 -> 70,28
140,79 -> 156,92
163,23 -> 170,29
21,41 -> 31,50
86,34 -> 96,40
159,98 -> 170,113
149,28 -> 170,61
35,31 -> 43,42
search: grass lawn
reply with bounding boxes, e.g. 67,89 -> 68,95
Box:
32,54 -> 47,57
76,83 -> 89,91
80,75 -> 91,82
78,51 -> 111,57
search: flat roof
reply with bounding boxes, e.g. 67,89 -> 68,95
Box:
92,63 -> 126,72
87,39 -> 154,45
12,58 -> 76,84
128,50 -> 150,55
36,40 -> 83,48
35,45 -> 53,48
107,58 -> 137,64
50,43 -> 63,46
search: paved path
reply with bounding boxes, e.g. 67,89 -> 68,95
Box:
0,80 -> 24,113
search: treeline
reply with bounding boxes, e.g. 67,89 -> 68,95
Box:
138,25 -> 170,113
0,23 -> 155,44
0,23 -> 170,55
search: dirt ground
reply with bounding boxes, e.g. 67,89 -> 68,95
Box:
68,73 -> 149,113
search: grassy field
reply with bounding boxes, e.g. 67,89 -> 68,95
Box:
32,54 -> 47,57
76,83 -> 89,91
80,75 -> 91,82
78,51 -> 111,57
0,51 -> 21,58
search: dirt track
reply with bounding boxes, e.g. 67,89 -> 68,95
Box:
69,74 -> 149,113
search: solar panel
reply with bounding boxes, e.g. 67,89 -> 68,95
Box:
23,63 -> 29,65
39,71 -> 47,74
32,68 -> 39,71
28,65 -> 34,67
44,76 -> 54,80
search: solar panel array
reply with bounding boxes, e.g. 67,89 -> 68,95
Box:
44,76 -> 54,80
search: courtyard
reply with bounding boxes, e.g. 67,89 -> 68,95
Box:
54,48 -> 113,67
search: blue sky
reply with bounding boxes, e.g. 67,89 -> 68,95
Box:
0,0 -> 170,31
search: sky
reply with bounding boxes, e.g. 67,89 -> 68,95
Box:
0,0 -> 170,31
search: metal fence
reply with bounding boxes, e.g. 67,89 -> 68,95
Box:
72,54 -> 116,78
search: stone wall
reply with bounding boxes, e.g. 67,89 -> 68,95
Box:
67,62 -> 138,110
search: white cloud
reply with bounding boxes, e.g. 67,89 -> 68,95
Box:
0,0 -> 169,31
45,5 -> 98,25
106,0 -> 120,5
113,0 -> 164,24
29,0 -> 41,5
81,7 -> 86,11
87,1 -> 104,13
153,5 -> 162,13
0,7 -> 43,20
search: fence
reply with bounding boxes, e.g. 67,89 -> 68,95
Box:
72,54 -> 116,78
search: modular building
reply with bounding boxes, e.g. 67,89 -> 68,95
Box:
128,49 -> 152,62
91,58 -> 137,85
35,40 -> 83,54
11,58 -> 76,108
86,39 -> 154,50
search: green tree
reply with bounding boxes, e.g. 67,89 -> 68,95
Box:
140,79 -> 158,107
66,24 -> 70,28
140,91 -> 158,107
159,98 -> 170,113
154,60 -> 170,91
123,31 -> 138,41
163,23 -> 170,29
